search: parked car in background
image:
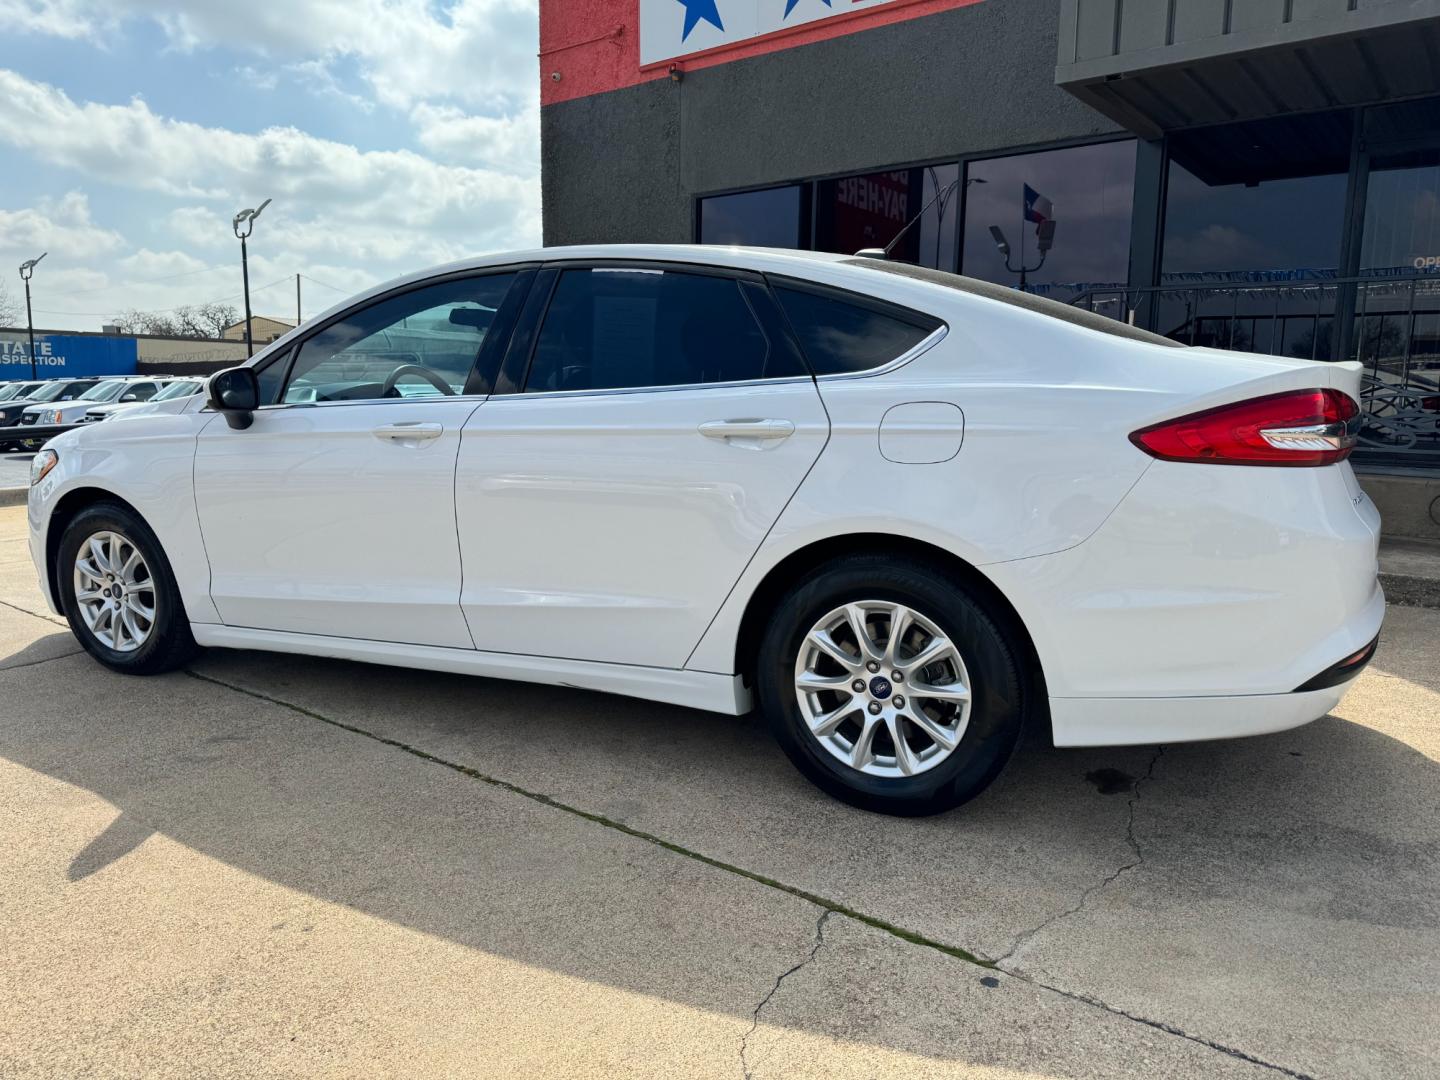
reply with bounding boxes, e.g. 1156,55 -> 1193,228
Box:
15,378 -> 167,451
24,246 -> 1384,815
0,381 -> 44,403
0,379 -> 98,450
83,378 -> 204,423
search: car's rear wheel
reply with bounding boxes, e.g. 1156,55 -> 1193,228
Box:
756,555 -> 1030,816
57,502 -> 197,675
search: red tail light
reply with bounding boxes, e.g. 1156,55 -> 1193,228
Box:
1130,388 -> 1359,467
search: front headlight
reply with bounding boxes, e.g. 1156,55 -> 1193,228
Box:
39,409 -> 57,424
31,449 -> 58,486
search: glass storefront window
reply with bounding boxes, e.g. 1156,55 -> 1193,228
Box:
811,165 -> 960,270
1360,147 -> 1440,275
814,168 -> 925,263
1163,118 -> 1350,280
1160,111 -> 1352,358
698,185 -> 805,248
960,140 -> 1136,300
918,164 -> 960,273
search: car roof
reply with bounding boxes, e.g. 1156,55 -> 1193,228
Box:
253,244 -> 1176,361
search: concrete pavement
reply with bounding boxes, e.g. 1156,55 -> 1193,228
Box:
1,452 -> 34,504
0,504 -> 1436,1078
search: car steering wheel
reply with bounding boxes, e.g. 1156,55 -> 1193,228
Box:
381,364 -> 456,397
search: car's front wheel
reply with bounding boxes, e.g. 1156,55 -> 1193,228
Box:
57,502 -> 198,675
756,555 -> 1030,816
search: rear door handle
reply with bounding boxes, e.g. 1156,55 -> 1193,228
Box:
698,418 -> 796,448
374,422 -> 444,444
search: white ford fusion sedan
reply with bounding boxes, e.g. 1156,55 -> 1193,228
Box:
26,246 -> 1383,815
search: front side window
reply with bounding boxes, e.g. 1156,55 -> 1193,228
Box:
773,284 -> 939,375
524,268 -> 801,393
281,273 -> 517,403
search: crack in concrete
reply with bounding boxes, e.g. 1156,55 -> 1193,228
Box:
184,670 -> 1315,1079
0,596 -> 66,628
739,909 -> 832,1080
994,746 -> 1164,966
0,648 -> 84,672
1014,979 -> 1318,1080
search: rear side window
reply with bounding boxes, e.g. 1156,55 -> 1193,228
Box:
774,285 -> 939,375
525,267 -> 803,393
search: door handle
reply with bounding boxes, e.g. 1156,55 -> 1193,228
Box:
698,418 -> 796,447
373,422 -> 444,444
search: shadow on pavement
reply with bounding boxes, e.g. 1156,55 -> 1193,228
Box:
1,613 -> 1437,1076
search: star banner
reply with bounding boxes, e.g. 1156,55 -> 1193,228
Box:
640,0 -> 908,66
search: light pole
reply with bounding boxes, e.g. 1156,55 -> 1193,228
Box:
232,199 -> 271,358
18,253 -> 46,380
989,220 -> 1056,292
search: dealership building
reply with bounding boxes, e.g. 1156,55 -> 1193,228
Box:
539,0 -> 1440,535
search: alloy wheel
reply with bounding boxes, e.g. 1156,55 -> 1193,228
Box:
793,600 -> 972,779
72,530 -> 156,653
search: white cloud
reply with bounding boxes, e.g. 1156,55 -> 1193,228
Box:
0,0 -> 105,40
411,99 -> 540,175
116,248 -> 213,277
0,192 -> 124,258
0,70 -> 540,259
7,0 -> 539,109
0,0 -> 544,329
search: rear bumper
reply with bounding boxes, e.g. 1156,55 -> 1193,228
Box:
985,459 -> 1384,700
1051,683 -> 1353,747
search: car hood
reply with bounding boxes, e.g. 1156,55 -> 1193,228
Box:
95,394 -> 200,425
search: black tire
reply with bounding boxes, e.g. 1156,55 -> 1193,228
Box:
56,501 -> 198,675
756,555 -> 1031,816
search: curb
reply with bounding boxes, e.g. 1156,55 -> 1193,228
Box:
1380,572 -> 1440,610
0,488 -> 27,509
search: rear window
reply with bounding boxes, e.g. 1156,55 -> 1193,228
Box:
773,284 -> 941,375
841,259 -> 1183,348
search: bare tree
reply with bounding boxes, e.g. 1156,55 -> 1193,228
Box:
188,301 -> 239,338
110,302 -> 239,339
0,279 -> 19,326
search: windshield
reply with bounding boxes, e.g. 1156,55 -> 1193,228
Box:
27,382 -> 75,403
152,380 -> 202,401
0,383 -> 39,401
79,381 -> 129,402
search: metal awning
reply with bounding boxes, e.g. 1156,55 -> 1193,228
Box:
1056,0 -> 1440,137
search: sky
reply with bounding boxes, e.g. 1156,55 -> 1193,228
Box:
0,0 -> 541,332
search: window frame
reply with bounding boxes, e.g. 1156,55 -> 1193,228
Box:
245,264 -> 537,410
495,259 -> 815,399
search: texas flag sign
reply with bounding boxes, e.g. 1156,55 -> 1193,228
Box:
1024,183 -> 1054,226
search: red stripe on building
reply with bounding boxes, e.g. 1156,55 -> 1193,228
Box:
540,0 -> 988,106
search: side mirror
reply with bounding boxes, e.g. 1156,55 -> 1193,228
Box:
120,393 -> 139,402
207,366 -> 260,430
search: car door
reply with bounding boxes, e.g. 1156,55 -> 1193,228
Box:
456,262 -> 830,668
193,268 -> 528,648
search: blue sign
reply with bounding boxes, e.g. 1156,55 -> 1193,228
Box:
0,335 -> 138,379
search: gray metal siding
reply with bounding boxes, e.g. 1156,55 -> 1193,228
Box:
1058,0 -> 1440,134
544,0 -> 1118,246
1061,0 -> 1439,65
